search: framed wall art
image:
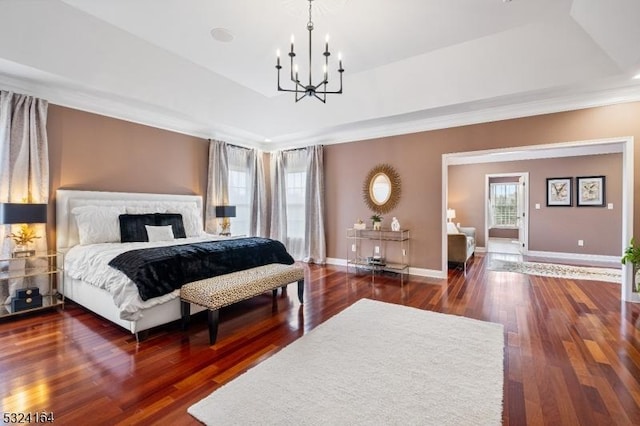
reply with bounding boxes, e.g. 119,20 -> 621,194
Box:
576,176 -> 605,207
546,177 -> 572,207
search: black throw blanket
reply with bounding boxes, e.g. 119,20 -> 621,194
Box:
108,237 -> 295,301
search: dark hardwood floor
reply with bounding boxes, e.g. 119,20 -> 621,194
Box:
1,253 -> 640,425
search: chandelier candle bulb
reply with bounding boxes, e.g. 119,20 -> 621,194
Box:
290,35 -> 295,53
325,34 -> 329,53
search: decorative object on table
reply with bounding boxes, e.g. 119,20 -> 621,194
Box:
446,208 -> 456,223
366,256 -> 386,267
10,286 -> 43,312
546,177 -> 572,206
621,237 -> 640,292
353,218 -> 366,230
363,164 -> 401,214
576,176 -> 605,207
215,205 -> 236,236
0,203 -> 48,257
275,0 -> 344,103
391,217 -> 400,231
370,214 -> 382,230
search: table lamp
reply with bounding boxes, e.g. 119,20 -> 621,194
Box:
0,203 -> 47,257
447,208 -> 456,223
215,205 -> 236,236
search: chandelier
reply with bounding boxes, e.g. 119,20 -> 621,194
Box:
275,0 -> 344,103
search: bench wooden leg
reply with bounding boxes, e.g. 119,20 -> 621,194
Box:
297,279 -> 304,303
180,300 -> 190,330
208,309 -> 220,345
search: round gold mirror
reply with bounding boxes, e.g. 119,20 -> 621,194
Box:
363,164 -> 401,214
370,173 -> 391,205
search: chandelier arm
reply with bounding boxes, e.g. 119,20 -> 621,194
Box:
313,93 -> 327,103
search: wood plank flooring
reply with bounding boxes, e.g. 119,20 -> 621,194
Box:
1,253 -> 640,425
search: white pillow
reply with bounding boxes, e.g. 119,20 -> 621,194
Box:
145,225 -> 175,242
168,202 -> 203,237
446,222 -> 460,234
72,205 -> 126,245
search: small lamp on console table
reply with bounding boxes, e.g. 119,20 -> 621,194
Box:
446,208 -> 456,223
0,203 -> 48,257
215,205 -> 236,236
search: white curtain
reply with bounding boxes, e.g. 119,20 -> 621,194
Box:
270,146 -> 326,263
0,91 -> 49,302
249,150 -> 268,237
205,139 -> 228,233
207,140 -> 267,236
270,151 -> 288,244
226,145 -> 268,237
304,145 -> 326,263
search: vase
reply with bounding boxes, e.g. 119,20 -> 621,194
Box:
373,222 -> 381,230
12,244 -> 33,258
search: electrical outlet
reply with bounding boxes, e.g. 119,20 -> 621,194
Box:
351,244 -> 356,252
374,246 -> 380,254
578,240 -> 584,247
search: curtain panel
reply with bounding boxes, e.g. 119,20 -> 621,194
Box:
0,91 -> 49,302
270,145 -> 326,263
205,140 -> 229,233
206,140 -> 267,237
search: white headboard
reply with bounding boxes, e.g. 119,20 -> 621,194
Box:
56,189 -> 203,251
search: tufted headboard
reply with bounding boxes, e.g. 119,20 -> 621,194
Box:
56,189 -> 204,251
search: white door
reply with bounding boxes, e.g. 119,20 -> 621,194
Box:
516,176 -> 527,254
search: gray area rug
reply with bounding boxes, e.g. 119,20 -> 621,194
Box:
188,298 -> 504,425
488,258 -> 621,283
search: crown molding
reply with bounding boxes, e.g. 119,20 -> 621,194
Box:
2,70 -> 640,152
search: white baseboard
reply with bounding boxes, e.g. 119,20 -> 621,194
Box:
476,246 -> 487,253
325,258 -> 446,279
326,257 -> 347,266
526,250 -> 620,264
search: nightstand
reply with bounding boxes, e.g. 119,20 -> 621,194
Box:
0,251 -> 64,317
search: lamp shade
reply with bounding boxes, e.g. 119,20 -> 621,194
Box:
214,205 -> 236,218
0,203 -> 47,224
446,209 -> 456,220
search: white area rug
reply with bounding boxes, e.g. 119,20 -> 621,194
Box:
488,258 -> 621,283
188,298 -> 504,425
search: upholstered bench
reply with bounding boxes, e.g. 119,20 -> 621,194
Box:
180,263 -> 305,344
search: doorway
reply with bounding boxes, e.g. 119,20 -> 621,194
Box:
485,172 -> 528,255
442,136 -> 634,301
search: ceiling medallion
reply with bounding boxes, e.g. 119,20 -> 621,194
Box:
275,0 -> 344,103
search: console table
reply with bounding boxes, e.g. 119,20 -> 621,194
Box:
346,228 -> 409,284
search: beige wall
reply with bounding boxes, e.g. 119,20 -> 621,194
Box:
43,101 -> 640,268
449,154 -> 623,255
47,105 -> 209,244
325,102 -> 640,269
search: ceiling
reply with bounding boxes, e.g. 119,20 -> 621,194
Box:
0,0 -> 639,150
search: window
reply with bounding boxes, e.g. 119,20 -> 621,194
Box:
285,170 -> 306,240
228,168 -> 249,236
227,147 -> 251,236
490,183 -> 518,227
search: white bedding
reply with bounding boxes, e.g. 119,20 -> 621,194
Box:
64,234 -> 227,321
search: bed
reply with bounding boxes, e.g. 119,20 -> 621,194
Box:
56,189 -> 291,340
